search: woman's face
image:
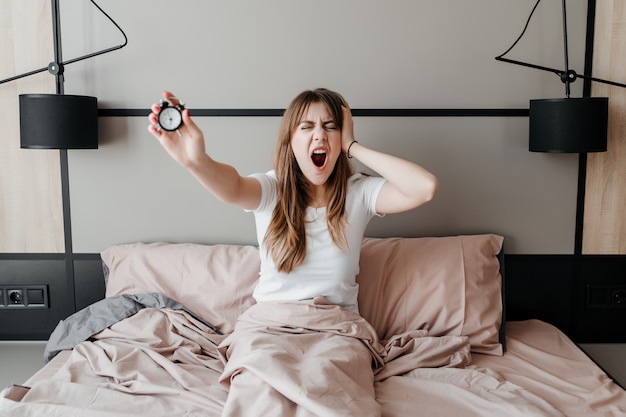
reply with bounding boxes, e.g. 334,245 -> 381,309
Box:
290,101 -> 342,188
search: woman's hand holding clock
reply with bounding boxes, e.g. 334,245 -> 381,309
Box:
148,90 -> 207,169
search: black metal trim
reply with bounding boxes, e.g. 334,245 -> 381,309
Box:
0,253 -> 66,260
583,0 -> 597,99
50,0 -> 77,313
51,0 -> 64,94
98,108 -> 529,118
72,253 -> 102,260
574,0 -> 597,256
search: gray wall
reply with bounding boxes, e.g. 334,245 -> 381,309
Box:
59,0 -> 588,254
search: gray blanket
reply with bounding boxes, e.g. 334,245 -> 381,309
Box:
44,293 -> 220,362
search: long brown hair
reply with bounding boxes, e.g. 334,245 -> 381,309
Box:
264,88 -> 354,273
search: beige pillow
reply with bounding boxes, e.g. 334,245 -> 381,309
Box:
102,234 -> 504,354
103,242 -> 260,334
357,234 -> 504,355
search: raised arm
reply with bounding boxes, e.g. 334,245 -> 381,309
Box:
341,106 -> 438,215
147,91 -> 261,210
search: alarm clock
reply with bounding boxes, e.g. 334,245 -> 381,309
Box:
157,98 -> 185,132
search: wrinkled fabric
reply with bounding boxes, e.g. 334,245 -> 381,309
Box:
2,308 -> 228,417
0,306 -> 621,417
216,299 -> 563,417
44,293 -> 219,362
217,298 -> 387,417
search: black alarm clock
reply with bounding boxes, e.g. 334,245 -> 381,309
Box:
157,98 -> 185,132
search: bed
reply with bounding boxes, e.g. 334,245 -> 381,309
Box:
1,234 -> 625,416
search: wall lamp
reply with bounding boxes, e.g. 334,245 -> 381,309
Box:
496,0 -> 624,153
0,0 -> 127,149
19,94 -> 99,149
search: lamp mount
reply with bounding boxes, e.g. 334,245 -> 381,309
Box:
0,0 -> 127,86
495,0 -> 626,92
48,62 -> 64,76
561,69 -> 577,84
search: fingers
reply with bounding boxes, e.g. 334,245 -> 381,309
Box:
148,90 -> 182,119
147,104 -> 162,136
162,90 -> 182,107
147,123 -> 160,137
181,108 -> 196,128
147,91 -> 204,145
342,104 -> 353,125
341,105 -> 355,146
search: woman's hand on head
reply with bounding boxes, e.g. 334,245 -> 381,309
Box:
341,104 -> 356,154
147,90 -> 207,169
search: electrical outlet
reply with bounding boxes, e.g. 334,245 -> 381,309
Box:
587,285 -> 626,309
0,285 -> 48,308
613,289 -> 626,306
8,289 -> 24,306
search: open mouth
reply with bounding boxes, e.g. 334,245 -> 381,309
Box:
311,150 -> 327,167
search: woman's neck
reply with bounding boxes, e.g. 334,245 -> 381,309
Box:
308,185 -> 327,208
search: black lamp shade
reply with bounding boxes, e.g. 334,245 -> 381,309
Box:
529,97 -> 608,153
19,94 -> 98,149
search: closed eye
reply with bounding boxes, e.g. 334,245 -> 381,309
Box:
298,120 -> 337,130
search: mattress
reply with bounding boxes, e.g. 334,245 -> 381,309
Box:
474,320 -> 625,417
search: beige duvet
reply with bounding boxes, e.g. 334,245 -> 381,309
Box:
0,299 -> 592,417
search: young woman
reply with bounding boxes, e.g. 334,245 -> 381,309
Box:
148,88 -> 437,313
148,88 -> 438,416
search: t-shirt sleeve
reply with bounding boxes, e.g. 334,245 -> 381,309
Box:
352,173 -> 386,218
246,171 -> 278,213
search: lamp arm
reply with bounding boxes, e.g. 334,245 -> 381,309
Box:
0,0 -> 127,86
561,0 -> 571,97
494,56 -> 562,78
0,66 -> 51,85
495,0 -> 626,92
62,0 -> 128,68
582,74 -> 626,89
495,56 -> 626,90
60,42 -> 127,69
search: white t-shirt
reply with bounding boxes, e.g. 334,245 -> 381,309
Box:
248,170 -> 385,313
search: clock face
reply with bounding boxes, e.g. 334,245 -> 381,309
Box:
158,106 -> 183,131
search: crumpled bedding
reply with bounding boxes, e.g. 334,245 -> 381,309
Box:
2,307 -> 227,417
216,297 -> 472,417
44,293 -> 220,362
0,298 -> 578,417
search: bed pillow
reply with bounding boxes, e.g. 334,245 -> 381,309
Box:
102,242 -> 261,334
102,234 -> 504,355
356,234 -> 504,355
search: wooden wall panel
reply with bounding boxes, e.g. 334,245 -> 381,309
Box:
584,0 -> 626,254
0,1 -> 64,253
